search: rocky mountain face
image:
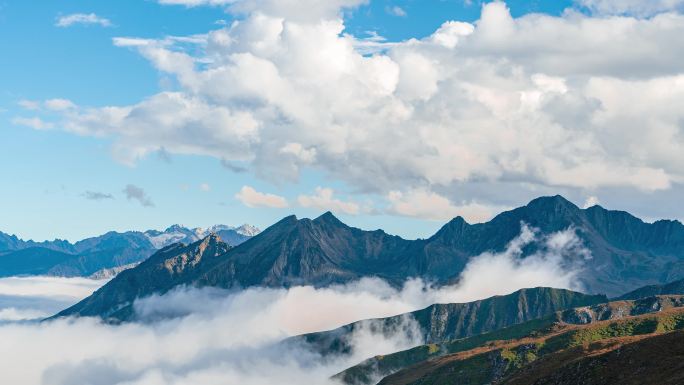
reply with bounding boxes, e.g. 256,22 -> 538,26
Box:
55,234 -> 231,320
0,224 -> 258,278
296,288 -> 606,357
55,195 -> 684,320
439,195 -> 684,296
559,295 -> 684,324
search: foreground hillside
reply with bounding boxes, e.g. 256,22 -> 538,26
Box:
296,287 -> 606,357
503,329 -> 684,385
355,298 -> 684,385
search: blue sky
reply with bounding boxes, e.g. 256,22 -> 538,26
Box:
1,0 -> 683,241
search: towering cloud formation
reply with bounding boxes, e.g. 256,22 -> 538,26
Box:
30,1 -> 684,213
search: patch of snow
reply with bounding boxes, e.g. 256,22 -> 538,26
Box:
145,231 -> 187,249
235,224 -> 260,236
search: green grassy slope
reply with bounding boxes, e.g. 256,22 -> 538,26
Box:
376,306 -> 684,385
336,295 -> 684,385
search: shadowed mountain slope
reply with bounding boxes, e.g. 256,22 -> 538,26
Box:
617,277 -> 684,300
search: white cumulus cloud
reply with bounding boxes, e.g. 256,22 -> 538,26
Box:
235,185 -> 289,208
297,187 -> 362,215
387,189 -> 509,222
24,0 -> 684,217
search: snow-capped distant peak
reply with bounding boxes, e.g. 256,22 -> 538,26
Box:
164,224 -> 187,232
145,231 -> 188,249
144,223 -> 260,249
235,224 -> 260,236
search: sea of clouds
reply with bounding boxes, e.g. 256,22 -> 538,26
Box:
0,276 -> 107,322
0,225 -> 589,384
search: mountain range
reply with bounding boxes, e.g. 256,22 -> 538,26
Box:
0,224 -> 259,278
55,195 -> 684,321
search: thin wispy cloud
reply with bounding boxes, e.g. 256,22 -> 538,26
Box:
221,159 -> 247,173
16,99 -> 75,111
386,5 -> 407,17
17,100 -> 40,110
123,184 -> 155,207
82,191 -> 114,201
158,0 -> 234,6
44,99 -> 75,111
11,117 -> 53,130
156,147 -> 173,163
577,0 -> 684,17
55,13 -> 112,28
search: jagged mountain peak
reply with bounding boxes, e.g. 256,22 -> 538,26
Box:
165,224 -> 186,231
430,216 -> 469,240
234,224 -> 260,236
190,234 -> 229,261
264,215 -> 298,230
313,211 -> 348,228
200,232 -> 222,245
524,194 -> 581,214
